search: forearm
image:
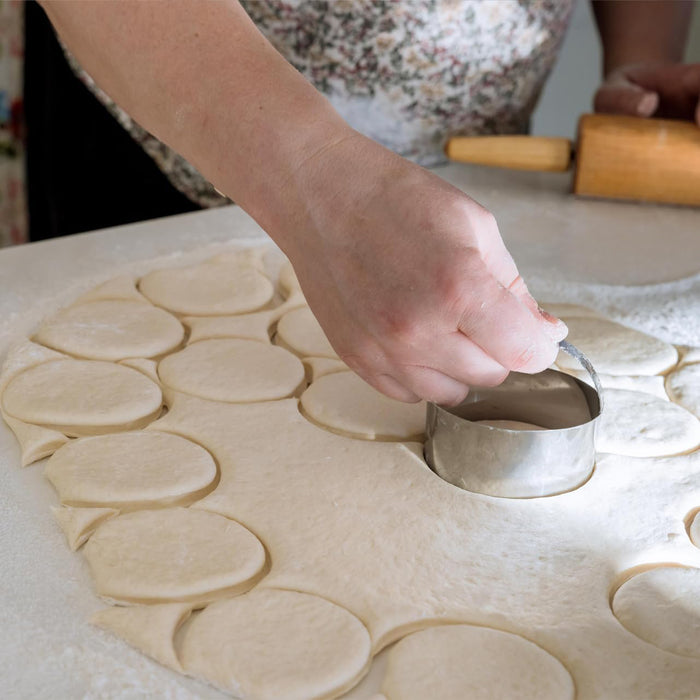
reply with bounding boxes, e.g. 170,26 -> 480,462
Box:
40,0 -> 350,245
592,0 -> 693,75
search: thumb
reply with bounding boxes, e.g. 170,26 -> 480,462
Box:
594,82 -> 659,117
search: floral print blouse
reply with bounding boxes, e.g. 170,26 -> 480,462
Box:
0,0 -> 26,246
76,0 -> 575,208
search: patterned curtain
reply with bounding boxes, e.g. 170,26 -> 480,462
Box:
0,0 -> 27,246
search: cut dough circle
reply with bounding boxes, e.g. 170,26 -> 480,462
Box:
596,389 -> 700,457
300,371 -> 426,440
556,317 -> 677,376
276,306 -> 338,359
158,338 -> 305,403
139,262 -> 274,316
689,511 -> 700,548
666,363 -> 700,418
45,431 -> 217,510
83,507 -> 266,605
612,566 -> 700,658
181,588 -> 371,700
1,359 -> 162,436
34,300 -> 184,361
381,624 -> 574,700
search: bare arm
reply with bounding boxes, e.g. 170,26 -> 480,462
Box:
41,0 -> 564,404
591,0 -> 699,123
592,0 -> 692,75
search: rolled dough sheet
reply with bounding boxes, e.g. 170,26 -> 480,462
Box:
158,338 -> 305,403
139,260 -> 274,316
555,317 -> 677,376
34,300 -> 184,361
45,431 -> 217,510
2,359 -> 163,437
596,389 -> 700,457
276,306 -> 338,359
666,363 -> 700,417
83,507 -> 266,605
380,624 -> 574,700
300,371 -> 426,441
612,566 -> 700,658
180,589 -> 371,700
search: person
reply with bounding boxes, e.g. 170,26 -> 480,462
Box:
38,0 -> 700,406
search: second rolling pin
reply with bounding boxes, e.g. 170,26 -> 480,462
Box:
445,114 -> 700,207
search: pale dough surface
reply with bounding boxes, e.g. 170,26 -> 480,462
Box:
596,389 -> 700,457
140,261 -> 274,316
51,505 -> 119,551
181,589 -> 371,700
276,306 -> 338,359
556,317 -> 677,375
45,431 -> 217,510
666,363 -> 700,417
560,368 -> 669,400
2,359 -> 162,436
612,566 -> 700,658
158,338 -> 305,403
381,624 -> 574,700
84,507 -> 266,604
300,371 -> 426,440
34,300 -> 184,361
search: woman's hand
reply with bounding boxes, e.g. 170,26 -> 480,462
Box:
594,62 -> 700,125
281,132 -> 567,405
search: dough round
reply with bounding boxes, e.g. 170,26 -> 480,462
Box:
596,389 -> 700,457
158,338 -> 305,403
612,566 -> 700,658
666,363 -> 700,418
381,624 -> 574,700
556,317 -> 677,376
1,359 -> 162,436
475,420 -> 545,430
181,589 -> 371,700
83,508 -> 266,604
689,511 -> 700,548
276,306 -> 337,359
34,300 -> 184,361
45,431 -> 217,510
139,262 -> 274,316
300,371 -> 426,440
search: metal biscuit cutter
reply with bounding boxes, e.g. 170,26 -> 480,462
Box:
425,341 -> 603,498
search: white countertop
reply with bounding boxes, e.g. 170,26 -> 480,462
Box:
1,163 -> 699,698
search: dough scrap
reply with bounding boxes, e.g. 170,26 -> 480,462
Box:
158,338 -> 305,403
83,507 -> 266,604
180,589 -> 371,700
276,306 -> 338,359
303,356 -> 349,382
118,358 -> 160,385
278,260 -> 302,298
139,261 -> 274,316
612,566 -> 700,658
34,300 -> 184,361
51,505 -> 120,551
666,363 -> 700,417
555,317 -> 677,376
91,602 -> 192,672
381,624 -> 574,700
45,431 -> 217,510
73,275 -> 148,305
596,389 -> 700,457
1,413 -> 69,466
184,311 -> 274,345
300,371 -> 426,441
680,346 -> 700,366
2,359 -> 163,437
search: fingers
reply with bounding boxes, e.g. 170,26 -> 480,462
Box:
594,83 -> 659,117
455,259 -> 559,375
466,206 -> 567,340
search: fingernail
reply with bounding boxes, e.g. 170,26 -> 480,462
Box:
637,92 -> 658,117
538,308 -> 568,342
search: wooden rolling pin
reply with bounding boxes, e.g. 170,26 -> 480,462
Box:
445,114 -> 700,207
